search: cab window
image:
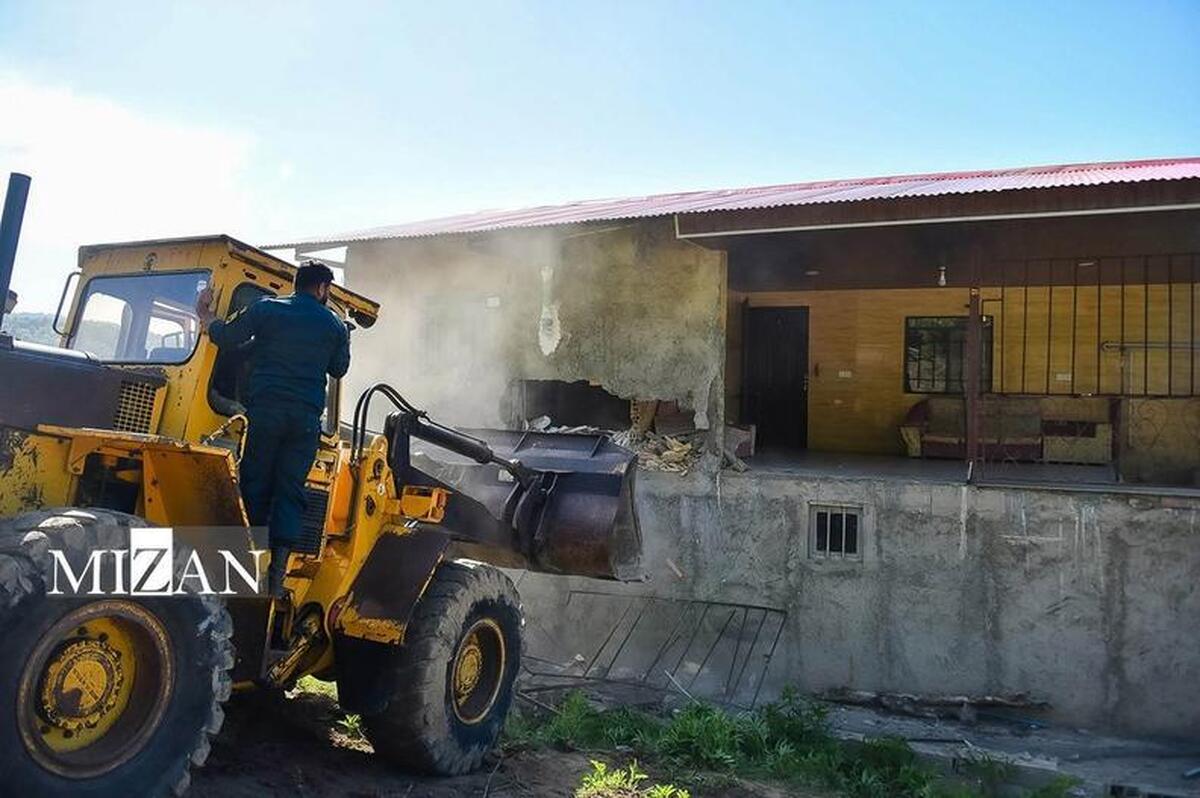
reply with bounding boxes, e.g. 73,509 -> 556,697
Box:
70,271 -> 208,364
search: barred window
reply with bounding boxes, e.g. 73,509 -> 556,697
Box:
810,505 -> 863,561
904,316 -> 993,394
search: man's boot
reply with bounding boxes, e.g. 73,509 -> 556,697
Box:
267,546 -> 291,599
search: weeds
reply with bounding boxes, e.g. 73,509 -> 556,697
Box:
506,688 -> 1072,798
961,751 -> 1017,796
335,713 -> 366,741
1027,776 -> 1081,798
575,760 -> 690,798
293,675 -> 367,743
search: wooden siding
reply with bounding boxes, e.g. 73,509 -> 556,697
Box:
992,281 -> 1200,396
729,284 -> 1200,455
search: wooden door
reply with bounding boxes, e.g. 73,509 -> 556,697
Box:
743,306 -> 809,449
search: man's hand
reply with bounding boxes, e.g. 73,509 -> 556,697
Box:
195,286 -> 216,328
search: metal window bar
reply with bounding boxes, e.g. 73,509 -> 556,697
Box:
905,317 -> 992,394
1144,256 -> 1150,396
811,506 -> 862,560
1169,257 -> 1174,396
1070,260 -> 1078,395
1096,260 -> 1103,395
984,252 -> 1198,399
1021,260 -> 1030,393
1120,257 -> 1126,394
973,250 -> 1199,486
1046,271 -> 1056,396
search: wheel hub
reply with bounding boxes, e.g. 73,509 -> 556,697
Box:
450,618 -> 506,725
18,600 -> 173,778
40,638 -> 125,732
453,635 -> 484,701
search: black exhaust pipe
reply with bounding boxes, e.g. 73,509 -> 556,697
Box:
0,173 -> 32,329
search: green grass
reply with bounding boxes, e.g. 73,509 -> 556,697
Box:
575,760 -> 690,798
960,751 -> 1017,797
505,689 -> 1079,798
336,713 -> 366,741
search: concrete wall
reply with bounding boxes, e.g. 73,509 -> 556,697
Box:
516,470 -> 1200,739
342,219 -> 726,434
338,216 -> 1198,737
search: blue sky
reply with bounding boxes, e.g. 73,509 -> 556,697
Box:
2,0 -> 1198,310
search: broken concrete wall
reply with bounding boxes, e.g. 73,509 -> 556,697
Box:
516,471 -> 1200,739
342,219 -> 726,436
338,213 -> 1198,738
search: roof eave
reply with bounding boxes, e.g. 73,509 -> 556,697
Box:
264,157 -> 1200,249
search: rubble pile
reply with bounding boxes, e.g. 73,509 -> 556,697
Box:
612,429 -> 704,474
525,414 -> 707,475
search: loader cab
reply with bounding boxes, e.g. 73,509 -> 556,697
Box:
56,235 -> 378,445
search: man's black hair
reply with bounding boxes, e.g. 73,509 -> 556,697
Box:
295,260 -> 335,293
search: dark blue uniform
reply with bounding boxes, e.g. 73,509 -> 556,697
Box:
208,293 -> 350,547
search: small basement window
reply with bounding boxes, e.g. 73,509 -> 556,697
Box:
809,505 -> 863,561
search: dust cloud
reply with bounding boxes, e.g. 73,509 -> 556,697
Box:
339,219 -> 725,438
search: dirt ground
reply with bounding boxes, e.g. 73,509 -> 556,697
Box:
190,690 -> 803,798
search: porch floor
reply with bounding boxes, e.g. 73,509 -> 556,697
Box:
746,448 -> 1119,488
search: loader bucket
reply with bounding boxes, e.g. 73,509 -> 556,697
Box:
414,429 -> 644,581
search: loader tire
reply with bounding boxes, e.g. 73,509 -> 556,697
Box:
0,508 -> 234,797
361,560 -> 522,775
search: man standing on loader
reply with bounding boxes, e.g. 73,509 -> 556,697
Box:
197,260 -> 350,596
1,166 -> 641,791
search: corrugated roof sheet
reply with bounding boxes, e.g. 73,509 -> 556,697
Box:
276,157 -> 1200,247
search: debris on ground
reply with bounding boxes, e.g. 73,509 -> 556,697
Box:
721,445 -> 749,472
525,393 -> 759,475
527,415 -> 714,475
818,687 -> 1050,723
649,400 -> 696,437
828,701 -> 1200,797
613,430 -> 704,474
630,399 -> 658,437
724,423 -> 756,459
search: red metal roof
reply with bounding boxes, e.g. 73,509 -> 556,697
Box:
277,157 -> 1200,247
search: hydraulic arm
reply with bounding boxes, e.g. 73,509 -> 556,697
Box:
352,383 -> 642,580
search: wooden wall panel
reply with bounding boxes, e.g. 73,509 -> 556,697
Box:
730,283 -> 1200,455
738,288 -> 968,454
991,282 -> 1199,396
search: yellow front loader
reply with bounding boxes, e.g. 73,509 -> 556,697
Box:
0,173 -> 642,796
